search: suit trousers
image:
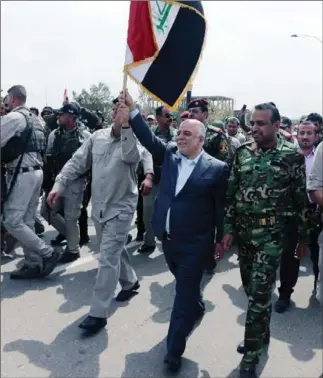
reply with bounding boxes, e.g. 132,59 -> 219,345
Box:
3,170 -> 52,269
89,213 -> 138,318
162,238 -> 206,358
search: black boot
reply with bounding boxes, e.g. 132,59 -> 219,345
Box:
10,265 -> 42,280
79,316 -> 107,333
275,297 -> 291,313
237,329 -> 270,354
51,234 -> 66,246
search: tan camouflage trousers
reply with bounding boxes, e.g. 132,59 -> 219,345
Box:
238,233 -> 283,371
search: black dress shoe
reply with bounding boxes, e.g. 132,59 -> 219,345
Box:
138,244 -> 156,253
115,281 -> 140,301
164,354 -> 181,372
135,232 -> 144,242
237,330 -> 270,354
10,265 -> 42,280
59,251 -> 80,264
79,316 -> 107,333
42,249 -> 61,276
240,369 -> 257,378
275,298 -> 290,313
51,234 -> 66,246
79,235 -> 90,247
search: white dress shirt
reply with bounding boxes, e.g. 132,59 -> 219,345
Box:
165,150 -> 203,232
304,147 -> 316,203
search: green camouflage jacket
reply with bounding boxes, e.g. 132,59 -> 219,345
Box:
203,125 -> 230,163
224,137 -> 309,242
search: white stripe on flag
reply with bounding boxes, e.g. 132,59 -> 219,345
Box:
150,2 -> 180,50
129,60 -> 153,83
125,44 -> 134,65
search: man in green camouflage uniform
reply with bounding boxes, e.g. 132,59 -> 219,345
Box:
187,99 -> 230,274
222,103 -> 309,378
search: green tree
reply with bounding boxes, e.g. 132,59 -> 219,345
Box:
72,81 -> 113,125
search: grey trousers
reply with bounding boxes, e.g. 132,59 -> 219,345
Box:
143,183 -> 159,246
41,189 -> 83,254
89,213 -> 138,318
3,170 -> 52,269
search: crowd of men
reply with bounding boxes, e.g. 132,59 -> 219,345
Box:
1,85 -> 322,378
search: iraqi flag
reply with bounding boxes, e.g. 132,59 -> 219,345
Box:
124,1 -> 207,110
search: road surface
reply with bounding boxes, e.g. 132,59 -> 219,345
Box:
1,213 -> 322,377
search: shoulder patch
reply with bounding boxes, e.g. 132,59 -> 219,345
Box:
207,125 -> 222,134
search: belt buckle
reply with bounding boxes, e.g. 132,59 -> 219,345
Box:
259,218 -> 266,226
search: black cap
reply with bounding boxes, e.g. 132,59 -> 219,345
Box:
41,106 -> 54,114
58,103 -> 79,117
187,98 -> 209,110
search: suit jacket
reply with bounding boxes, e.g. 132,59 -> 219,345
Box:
131,113 -> 229,248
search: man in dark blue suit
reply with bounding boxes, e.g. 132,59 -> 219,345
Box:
119,92 -> 229,371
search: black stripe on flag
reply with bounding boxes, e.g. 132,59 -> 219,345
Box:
176,1 -> 204,16
141,4 -> 206,107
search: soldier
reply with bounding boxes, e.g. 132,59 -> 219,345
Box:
1,85 -> 59,279
187,99 -> 229,274
187,99 -> 229,163
226,117 -> 246,145
41,106 -> 58,139
41,103 -> 91,263
222,103 -> 308,378
47,97 -> 144,333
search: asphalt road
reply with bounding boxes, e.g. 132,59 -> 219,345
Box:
1,214 -> 322,378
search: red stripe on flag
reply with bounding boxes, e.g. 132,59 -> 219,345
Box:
127,1 -> 157,62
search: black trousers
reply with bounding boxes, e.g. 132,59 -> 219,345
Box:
279,219 -> 322,299
136,174 -> 145,235
78,178 -> 92,239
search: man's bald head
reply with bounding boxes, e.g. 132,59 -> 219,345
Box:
176,119 -> 205,159
180,119 -> 206,137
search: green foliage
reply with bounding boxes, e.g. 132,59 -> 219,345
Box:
207,102 -> 234,124
72,82 -> 113,125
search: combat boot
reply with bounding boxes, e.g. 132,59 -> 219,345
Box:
237,329 -> 270,354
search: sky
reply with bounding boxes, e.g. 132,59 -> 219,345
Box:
1,1 -> 322,118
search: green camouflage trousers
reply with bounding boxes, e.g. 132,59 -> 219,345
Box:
237,226 -> 283,370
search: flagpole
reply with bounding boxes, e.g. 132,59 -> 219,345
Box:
123,71 -> 128,93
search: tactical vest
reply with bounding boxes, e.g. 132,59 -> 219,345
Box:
1,107 -> 46,164
51,126 -> 84,175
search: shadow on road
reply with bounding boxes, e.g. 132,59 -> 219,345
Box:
121,337 -> 201,378
3,318 -> 108,378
